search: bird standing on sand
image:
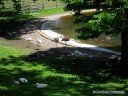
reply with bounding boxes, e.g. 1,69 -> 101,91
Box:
53,37 -> 59,48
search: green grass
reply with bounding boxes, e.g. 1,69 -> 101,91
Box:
31,8 -> 66,18
0,7 -> 65,19
0,40 -> 128,96
0,42 -> 87,96
0,4 -> 127,96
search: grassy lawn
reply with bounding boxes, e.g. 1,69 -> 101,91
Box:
0,39 -> 128,96
0,4 -> 128,95
0,40 -> 88,96
31,8 -> 66,18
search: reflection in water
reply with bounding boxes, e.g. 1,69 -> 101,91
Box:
41,12 -> 121,51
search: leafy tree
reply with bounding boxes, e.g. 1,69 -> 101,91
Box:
0,0 -> 4,7
77,1 -> 128,76
0,0 -> 35,36
12,0 -> 22,13
61,0 -> 128,76
60,0 -> 109,14
0,0 -> 37,13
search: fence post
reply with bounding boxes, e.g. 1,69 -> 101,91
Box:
42,3 -> 44,9
29,4 -> 31,13
56,0 -> 57,8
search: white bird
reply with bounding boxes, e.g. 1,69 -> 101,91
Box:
13,78 -> 28,84
19,78 -> 28,84
106,36 -> 112,40
13,80 -> 20,84
37,39 -> 42,43
26,37 -> 32,41
29,41 -> 34,44
36,83 -> 47,88
58,35 -> 64,41
71,50 -> 85,57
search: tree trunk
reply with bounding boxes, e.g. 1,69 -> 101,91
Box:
120,27 -> 128,76
119,8 -> 128,76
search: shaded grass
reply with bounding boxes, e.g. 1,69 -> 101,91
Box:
0,39 -> 31,58
0,41 -> 128,96
0,47 -> 87,96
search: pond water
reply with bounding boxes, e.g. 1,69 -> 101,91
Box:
41,11 -> 121,52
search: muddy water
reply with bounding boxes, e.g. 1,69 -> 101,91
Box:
42,11 -> 121,51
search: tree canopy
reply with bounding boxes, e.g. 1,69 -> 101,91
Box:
60,0 -> 125,13
61,0 -> 128,75
60,0 -> 127,47
76,7 -> 127,39
0,0 -> 37,13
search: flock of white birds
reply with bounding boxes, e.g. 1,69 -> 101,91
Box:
13,78 -> 47,88
13,51 -> 85,88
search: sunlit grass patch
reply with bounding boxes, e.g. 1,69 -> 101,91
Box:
0,36 -> 127,96
0,45 -> 30,58
31,8 -> 66,18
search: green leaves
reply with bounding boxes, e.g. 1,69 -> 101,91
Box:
76,7 -> 127,40
0,0 -> 39,14
12,0 -> 22,13
0,0 -> 4,7
61,0 -> 128,40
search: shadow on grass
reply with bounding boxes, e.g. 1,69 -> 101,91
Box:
0,55 -> 89,96
38,47 -> 122,80
0,11 -> 34,39
0,47 -> 127,96
0,11 -> 17,17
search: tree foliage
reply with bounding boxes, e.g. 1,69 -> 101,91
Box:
61,0 -> 128,75
76,8 -> 127,39
75,3 -> 127,43
0,0 -> 4,7
60,0 -> 125,13
12,0 -> 22,13
0,0 -> 37,13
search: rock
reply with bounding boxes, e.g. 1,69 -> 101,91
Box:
13,78 -> 28,84
19,78 -> 28,84
106,36 -> 112,40
61,37 -> 70,42
13,80 -> 20,84
20,54 -> 26,58
36,83 -> 47,88
71,50 -> 85,57
37,39 -> 42,43
27,53 -> 38,61
26,37 -> 32,41
107,54 -> 121,67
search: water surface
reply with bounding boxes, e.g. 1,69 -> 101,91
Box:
42,11 -> 121,51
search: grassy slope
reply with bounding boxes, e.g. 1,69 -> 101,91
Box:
0,40 -> 87,96
0,38 -> 128,96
